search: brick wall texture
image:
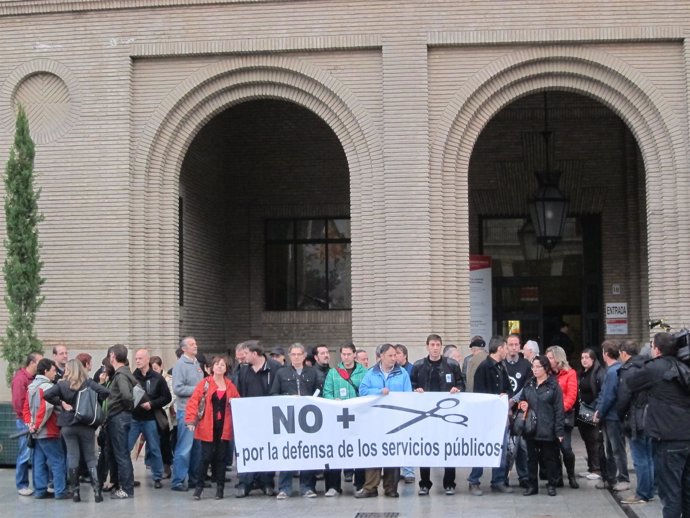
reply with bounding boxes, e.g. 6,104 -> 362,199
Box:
0,1 -> 689,395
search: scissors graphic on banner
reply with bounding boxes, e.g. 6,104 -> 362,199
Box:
373,398 -> 469,434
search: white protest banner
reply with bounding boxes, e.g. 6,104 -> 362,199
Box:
231,392 -> 508,473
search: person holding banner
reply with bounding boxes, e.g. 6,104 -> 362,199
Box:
411,333 -> 465,496
323,342 -> 368,496
467,335 -> 514,496
518,355 -> 565,497
234,340 -> 282,498
355,343 -> 412,499
270,343 -> 320,499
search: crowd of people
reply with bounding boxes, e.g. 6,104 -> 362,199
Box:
9,331 -> 690,517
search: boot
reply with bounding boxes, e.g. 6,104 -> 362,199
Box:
193,486 -> 203,500
568,476 -> 580,489
215,483 -> 224,500
69,468 -> 81,503
89,468 -> 103,503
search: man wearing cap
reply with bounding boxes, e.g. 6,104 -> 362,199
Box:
464,337 -> 488,393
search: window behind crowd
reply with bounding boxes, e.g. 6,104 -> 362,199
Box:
265,218 -> 351,310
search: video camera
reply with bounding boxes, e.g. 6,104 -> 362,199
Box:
648,319 -> 690,364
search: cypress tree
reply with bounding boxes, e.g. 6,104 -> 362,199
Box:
1,106 -> 44,385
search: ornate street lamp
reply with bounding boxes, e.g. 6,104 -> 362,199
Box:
528,92 -> 569,252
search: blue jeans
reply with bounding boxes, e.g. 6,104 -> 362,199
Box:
107,412 -> 134,496
128,419 -> 164,480
278,470 -> 316,495
171,409 -> 201,488
15,419 -> 31,490
468,427 -> 509,486
33,438 -> 67,497
653,439 -> 690,518
603,420 -> 629,483
630,436 -> 655,501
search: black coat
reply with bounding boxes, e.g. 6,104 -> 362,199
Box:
270,365 -> 319,396
474,356 -> 512,396
521,375 -> 565,442
627,355 -> 690,441
616,355 -> 648,437
236,356 -> 283,397
132,368 -> 172,421
44,378 -> 110,428
411,356 -> 465,392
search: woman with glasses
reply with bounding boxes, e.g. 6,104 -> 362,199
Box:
518,355 -> 565,496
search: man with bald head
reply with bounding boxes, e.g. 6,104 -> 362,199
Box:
129,348 -> 171,489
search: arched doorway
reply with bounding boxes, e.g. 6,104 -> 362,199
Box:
179,99 -> 352,351
468,91 -> 646,358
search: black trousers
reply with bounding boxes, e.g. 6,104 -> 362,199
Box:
419,467 -> 456,489
197,438 -> 228,490
527,439 -> 560,488
577,422 -> 603,473
324,468 -> 342,493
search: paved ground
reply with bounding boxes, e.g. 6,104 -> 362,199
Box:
0,433 -> 660,518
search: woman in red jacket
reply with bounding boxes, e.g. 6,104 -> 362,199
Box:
546,346 -> 579,489
185,355 -> 240,500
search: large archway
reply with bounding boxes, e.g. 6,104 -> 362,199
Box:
430,46 -> 687,344
130,56 -> 385,351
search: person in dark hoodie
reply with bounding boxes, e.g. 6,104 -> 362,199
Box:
617,339 -> 654,504
106,343 -> 138,499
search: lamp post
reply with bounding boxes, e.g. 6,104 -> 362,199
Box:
527,92 -> 569,252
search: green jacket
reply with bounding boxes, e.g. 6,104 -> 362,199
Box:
323,362 -> 367,400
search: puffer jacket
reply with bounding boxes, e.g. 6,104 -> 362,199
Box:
520,375 -> 565,442
359,363 -> 412,395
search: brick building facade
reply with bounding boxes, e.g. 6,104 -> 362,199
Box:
0,1 -> 689,392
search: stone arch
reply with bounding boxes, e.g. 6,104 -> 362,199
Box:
130,55 -> 385,348
430,45 -> 686,340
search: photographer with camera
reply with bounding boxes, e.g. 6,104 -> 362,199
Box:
627,332 -> 690,517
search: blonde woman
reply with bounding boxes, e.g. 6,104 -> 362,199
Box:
545,345 -> 579,489
44,359 -> 109,503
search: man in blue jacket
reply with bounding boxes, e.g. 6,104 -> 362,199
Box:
594,340 -> 630,491
355,343 -> 412,498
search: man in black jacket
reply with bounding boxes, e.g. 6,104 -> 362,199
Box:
627,332 -> 690,516
504,334 -> 532,489
128,348 -> 172,490
467,336 -> 513,496
616,340 -> 653,504
411,333 -> 464,495
270,343 -> 319,499
235,340 -> 282,498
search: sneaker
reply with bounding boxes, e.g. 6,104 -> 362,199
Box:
491,484 -> 514,494
46,486 -> 55,494
354,488 -> 377,498
154,480 -> 163,489
418,487 -> 429,496
595,480 -> 610,490
171,484 -> 188,492
34,492 -> 54,499
613,481 -> 631,492
344,473 -> 353,483
235,487 -> 248,498
324,488 -> 339,497
621,495 -> 648,504
468,484 -> 483,496
404,475 -> 415,484
17,488 -> 34,496
263,487 -> 275,497
111,488 -> 129,499
586,473 -> 602,480
303,490 -> 317,498
276,491 -> 289,500
444,486 -> 455,495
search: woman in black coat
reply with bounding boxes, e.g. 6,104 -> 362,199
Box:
44,359 -> 110,503
577,348 -> 606,479
518,355 -> 565,497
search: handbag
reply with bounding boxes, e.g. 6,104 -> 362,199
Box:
194,380 -> 210,426
577,401 -> 597,426
512,408 -> 537,437
564,409 -> 575,430
74,385 -> 105,428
